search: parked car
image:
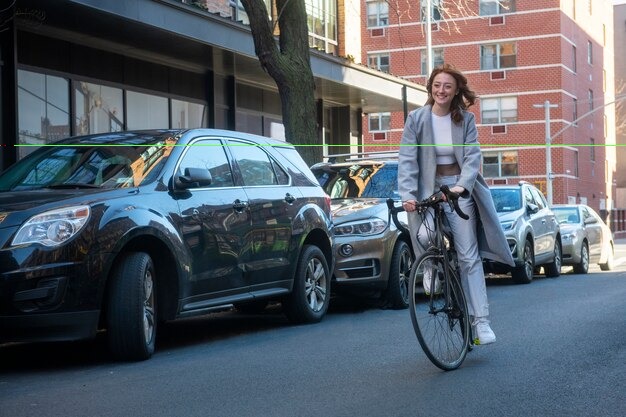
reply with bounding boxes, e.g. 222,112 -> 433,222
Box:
311,154 -> 413,309
551,204 -> 614,273
0,129 -> 334,360
485,181 -> 562,284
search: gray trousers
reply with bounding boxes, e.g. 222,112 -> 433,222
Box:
409,175 -> 489,318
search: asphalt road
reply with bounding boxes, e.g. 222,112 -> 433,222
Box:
2,246 -> 626,417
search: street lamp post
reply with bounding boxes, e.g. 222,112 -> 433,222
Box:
533,100 -> 558,205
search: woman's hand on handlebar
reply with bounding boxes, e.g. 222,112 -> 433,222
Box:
402,200 -> 417,212
441,185 -> 466,201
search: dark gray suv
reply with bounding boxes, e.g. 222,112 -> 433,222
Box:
311,156 -> 412,309
485,181 -> 562,283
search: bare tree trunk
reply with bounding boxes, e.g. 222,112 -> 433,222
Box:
240,0 -> 321,166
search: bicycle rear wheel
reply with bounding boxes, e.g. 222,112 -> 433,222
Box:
409,251 -> 470,370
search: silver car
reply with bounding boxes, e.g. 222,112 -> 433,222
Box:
552,204 -> 614,273
487,181 -> 562,284
311,157 -> 413,309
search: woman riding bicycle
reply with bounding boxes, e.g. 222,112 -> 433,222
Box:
398,64 -> 514,345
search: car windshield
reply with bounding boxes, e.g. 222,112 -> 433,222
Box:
553,207 -> 580,224
313,163 -> 399,199
490,188 -> 522,213
0,133 -> 178,191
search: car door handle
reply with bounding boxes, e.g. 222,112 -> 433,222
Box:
284,193 -> 296,204
232,199 -> 248,212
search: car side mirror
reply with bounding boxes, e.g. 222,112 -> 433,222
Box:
175,167 -> 212,190
584,216 -> 597,225
526,203 -> 539,215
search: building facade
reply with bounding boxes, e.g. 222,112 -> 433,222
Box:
0,0 -> 427,171
361,0 -> 616,217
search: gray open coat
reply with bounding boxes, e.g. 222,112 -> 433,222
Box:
398,105 -> 515,266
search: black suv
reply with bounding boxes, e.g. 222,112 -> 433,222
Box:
311,155 -> 413,309
485,181 -> 562,283
0,129 -> 334,360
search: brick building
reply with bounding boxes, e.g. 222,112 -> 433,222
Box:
360,0 -> 616,216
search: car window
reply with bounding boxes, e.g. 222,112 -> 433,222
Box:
581,207 -> 592,223
361,164 -> 399,198
0,142 -> 171,191
177,139 -> 234,188
553,207 -> 579,224
490,188 -> 521,212
228,140 -> 278,186
529,187 -> 546,209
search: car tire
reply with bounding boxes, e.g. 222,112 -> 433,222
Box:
107,252 -> 157,361
512,240 -> 534,284
382,240 -> 412,310
600,244 -> 614,271
283,245 -> 330,324
544,239 -> 562,278
573,242 -> 590,274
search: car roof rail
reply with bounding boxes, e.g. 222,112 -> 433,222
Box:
324,150 -> 398,163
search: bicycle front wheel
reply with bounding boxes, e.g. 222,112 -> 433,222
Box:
409,251 -> 470,371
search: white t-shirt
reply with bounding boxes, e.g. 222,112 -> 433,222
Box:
432,113 -> 455,165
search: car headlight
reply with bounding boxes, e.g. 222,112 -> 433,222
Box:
335,218 -> 387,236
12,206 -> 91,247
500,219 -> 517,231
561,232 -> 576,241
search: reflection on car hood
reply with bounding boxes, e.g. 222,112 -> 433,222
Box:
330,198 -> 386,223
496,209 -> 524,222
557,224 -> 578,233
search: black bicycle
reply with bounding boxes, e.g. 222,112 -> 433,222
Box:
387,185 -> 473,371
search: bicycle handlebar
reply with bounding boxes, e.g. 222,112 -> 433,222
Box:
386,185 -> 470,232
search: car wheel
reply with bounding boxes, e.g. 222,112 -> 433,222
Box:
107,252 -> 157,361
283,245 -> 330,324
544,239 -> 562,278
512,240 -> 534,284
600,243 -> 614,271
573,242 -> 590,274
382,240 -> 412,310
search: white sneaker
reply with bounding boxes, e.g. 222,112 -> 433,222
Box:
473,318 -> 496,345
422,268 -> 442,295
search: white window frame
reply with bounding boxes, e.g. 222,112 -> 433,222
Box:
366,0 -> 389,27
481,96 -> 517,124
368,112 -> 391,131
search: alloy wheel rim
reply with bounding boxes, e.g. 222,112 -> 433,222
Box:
143,269 -> 155,345
305,258 -> 327,312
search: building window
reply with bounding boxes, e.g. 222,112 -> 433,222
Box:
480,96 -> 517,124
307,0 -> 338,55
480,42 -> 516,70
588,89 -> 594,112
573,98 -> 578,125
17,70 -> 71,158
368,53 -> 390,73
587,40 -> 593,64
171,99 -> 208,128
572,45 -> 577,72
482,151 -> 518,177
479,0 -> 515,15
421,0 -> 442,21
590,138 -> 595,161
421,48 -> 444,75
367,0 -> 388,27
369,113 -> 390,131
127,91 -> 168,130
75,82 -> 124,136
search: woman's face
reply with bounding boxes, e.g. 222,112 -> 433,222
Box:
431,72 -> 458,110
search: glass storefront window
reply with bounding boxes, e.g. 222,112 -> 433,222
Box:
127,91 -> 168,129
171,99 -> 207,128
18,70 -> 70,157
75,82 -> 124,135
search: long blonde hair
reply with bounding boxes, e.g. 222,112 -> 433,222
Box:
425,63 -> 476,124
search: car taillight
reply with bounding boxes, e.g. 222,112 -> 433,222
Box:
324,195 -> 332,213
